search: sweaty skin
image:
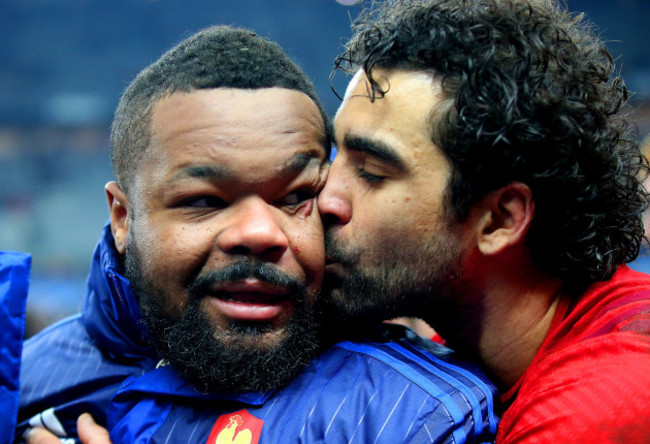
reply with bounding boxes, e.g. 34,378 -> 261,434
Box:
107,88 -> 327,351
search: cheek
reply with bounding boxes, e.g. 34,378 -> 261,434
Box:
354,196 -> 403,236
132,220 -> 211,279
351,198 -> 420,253
364,183 -> 441,235
289,214 -> 325,286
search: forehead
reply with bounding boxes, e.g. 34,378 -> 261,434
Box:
336,69 -> 440,132
142,87 -> 326,180
334,69 -> 445,160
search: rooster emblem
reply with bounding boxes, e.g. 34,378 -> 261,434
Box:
207,409 -> 264,444
214,414 -> 253,444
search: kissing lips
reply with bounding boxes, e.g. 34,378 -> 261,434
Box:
325,254 -> 345,277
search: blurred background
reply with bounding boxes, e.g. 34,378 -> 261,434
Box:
1,0 -> 649,337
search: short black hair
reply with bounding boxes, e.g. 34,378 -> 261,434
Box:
336,0 -> 649,284
111,25 -> 330,193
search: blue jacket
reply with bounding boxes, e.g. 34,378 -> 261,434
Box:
109,330 -> 499,443
0,251 -> 30,444
16,224 -> 499,442
16,224 -> 159,440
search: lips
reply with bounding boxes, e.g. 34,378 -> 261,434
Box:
325,254 -> 339,266
206,280 -> 293,322
217,292 -> 284,304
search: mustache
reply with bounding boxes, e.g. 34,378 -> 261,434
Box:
188,260 -> 306,301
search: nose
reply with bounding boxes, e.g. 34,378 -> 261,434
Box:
317,159 -> 352,226
217,197 -> 289,258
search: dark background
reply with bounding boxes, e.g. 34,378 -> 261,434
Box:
1,0 -> 648,335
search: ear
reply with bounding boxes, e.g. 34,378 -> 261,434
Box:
105,181 -> 130,255
475,181 -> 534,256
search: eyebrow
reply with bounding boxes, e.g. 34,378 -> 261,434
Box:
344,134 -> 407,171
170,152 -> 321,183
172,165 -> 231,182
283,152 -> 319,173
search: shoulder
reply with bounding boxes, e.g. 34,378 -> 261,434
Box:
19,315 -> 149,439
328,337 -> 496,402
498,269 -> 650,443
581,265 -> 650,314
112,332 -> 500,444
499,330 -> 650,443
21,314 -> 150,396
21,314 -> 94,367
293,334 -> 499,443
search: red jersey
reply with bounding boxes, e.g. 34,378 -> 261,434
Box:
497,265 -> 650,443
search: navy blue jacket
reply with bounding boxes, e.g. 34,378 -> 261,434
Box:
16,225 -> 499,442
109,332 -> 499,443
16,224 -> 159,440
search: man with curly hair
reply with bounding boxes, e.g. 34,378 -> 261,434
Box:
318,0 -> 650,442
629,134 -> 650,273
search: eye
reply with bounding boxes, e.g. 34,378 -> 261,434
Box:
178,195 -> 228,209
277,189 -> 317,207
358,168 -> 385,183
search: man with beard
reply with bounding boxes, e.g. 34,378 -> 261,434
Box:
317,0 -> 650,442
18,25 -> 498,443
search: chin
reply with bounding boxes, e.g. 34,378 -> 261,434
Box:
156,300 -> 321,393
218,322 -> 290,350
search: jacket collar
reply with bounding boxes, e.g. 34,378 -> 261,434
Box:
81,222 -> 158,364
115,364 -> 275,406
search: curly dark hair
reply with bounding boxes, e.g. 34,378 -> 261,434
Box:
111,25 -> 330,194
335,0 -> 649,284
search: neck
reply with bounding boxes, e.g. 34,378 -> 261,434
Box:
427,262 -> 565,390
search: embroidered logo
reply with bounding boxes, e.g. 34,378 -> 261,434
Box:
207,409 -> 264,444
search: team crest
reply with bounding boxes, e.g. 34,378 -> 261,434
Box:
207,409 -> 264,444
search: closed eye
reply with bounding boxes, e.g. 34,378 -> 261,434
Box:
178,195 -> 228,209
358,168 -> 385,183
276,189 -> 317,207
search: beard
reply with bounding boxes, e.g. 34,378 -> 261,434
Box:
321,227 -> 463,324
124,239 -> 320,394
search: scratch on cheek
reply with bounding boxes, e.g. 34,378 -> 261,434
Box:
293,246 -> 301,254
302,200 -> 314,218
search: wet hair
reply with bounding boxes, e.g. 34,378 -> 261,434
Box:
336,0 -> 649,284
111,25 -> 330,194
